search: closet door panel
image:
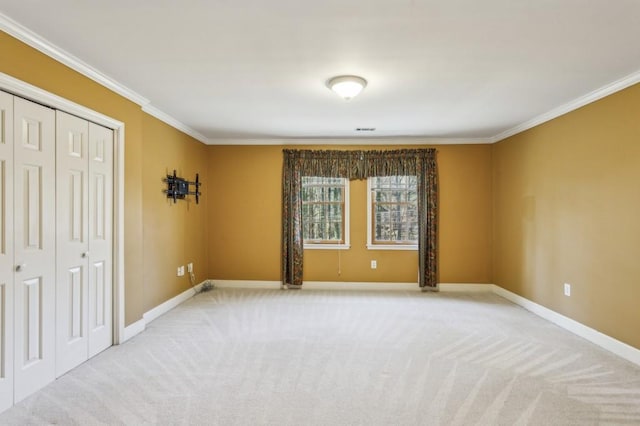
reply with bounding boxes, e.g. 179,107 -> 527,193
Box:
0,92 -> 14,411
55,111 -> 89,377
88,123 -> 113,358
13,97 -> 55,403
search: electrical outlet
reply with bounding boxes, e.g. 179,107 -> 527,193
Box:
371,260 -> 377,269
564,283 -> 571,297
187,262 -> 193,273
177,266 -> 185,277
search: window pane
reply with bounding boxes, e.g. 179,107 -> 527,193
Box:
302,176 -> 346,243
370,175 -> 418,244
328,204 -> 342,222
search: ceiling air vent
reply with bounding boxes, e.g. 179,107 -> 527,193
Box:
355,127 -> 376,132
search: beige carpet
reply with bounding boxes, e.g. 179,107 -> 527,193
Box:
1,288 -> 639,425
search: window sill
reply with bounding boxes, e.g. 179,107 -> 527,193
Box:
367,244 -> 418,251
304,244 -> 351,250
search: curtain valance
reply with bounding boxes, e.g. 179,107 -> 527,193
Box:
282,148 -> 429,179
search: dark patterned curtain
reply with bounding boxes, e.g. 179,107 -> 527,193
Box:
282,149 -> 438,290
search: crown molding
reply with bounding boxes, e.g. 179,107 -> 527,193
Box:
491,69 -> 640,143
205,136 -> 493,146
141,104 -> 211,144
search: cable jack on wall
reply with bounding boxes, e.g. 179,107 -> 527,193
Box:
163,170 -> 202,204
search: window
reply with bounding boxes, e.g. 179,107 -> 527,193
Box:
301,177 -> 349,249
367,176 -> 418,250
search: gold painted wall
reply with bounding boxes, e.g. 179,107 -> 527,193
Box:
141,115 -> 209,311
492,83 -> 640,349
207,144 -> 492,284
1,31 -> 207,325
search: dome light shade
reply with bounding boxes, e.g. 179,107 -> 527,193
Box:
327,75 -> 367,100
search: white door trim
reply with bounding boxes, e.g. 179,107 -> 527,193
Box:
0,72 -> 126,344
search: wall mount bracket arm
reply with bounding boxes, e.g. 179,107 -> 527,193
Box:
163,170 -> 201,204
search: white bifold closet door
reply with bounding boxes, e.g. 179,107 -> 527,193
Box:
87,121 -> 113,358
0,91 -> 114,411
55,111 -> 113,377
0,91 -> 15,412
13,97 -> 56,403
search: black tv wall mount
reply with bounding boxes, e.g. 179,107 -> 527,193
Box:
164,170 -> 201,204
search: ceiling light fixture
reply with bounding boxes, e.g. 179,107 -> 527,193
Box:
327,75 -> 367,100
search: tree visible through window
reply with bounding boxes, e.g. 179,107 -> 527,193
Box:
369,176 -> 418,246
301,177 -> 348,245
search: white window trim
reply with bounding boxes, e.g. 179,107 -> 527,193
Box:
303,177 -> 350,250
366,243 -> 418,251
304,243 -> 352,250
366,177 -> 418,251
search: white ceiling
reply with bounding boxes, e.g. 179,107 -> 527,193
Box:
1,0 -> 640,144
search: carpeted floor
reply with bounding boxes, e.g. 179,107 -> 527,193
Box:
1,288 -> 639,425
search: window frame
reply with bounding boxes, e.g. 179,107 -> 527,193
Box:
366,176 -> 418,251
302,176 -> 350,250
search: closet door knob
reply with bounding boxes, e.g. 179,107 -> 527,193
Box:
82,252 -> 89,258
15,263 -> 26,272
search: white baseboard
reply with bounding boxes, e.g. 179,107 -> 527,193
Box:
143,281 -> 205,324
211,279 -> 493,292
121,281 -> 206,343
492,285 -> 640,367
304,281 -> 418,291
122,318 -> 145,342
214,279 -> 421,291
439,283 -> 494,292
213,280 -> 281,289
